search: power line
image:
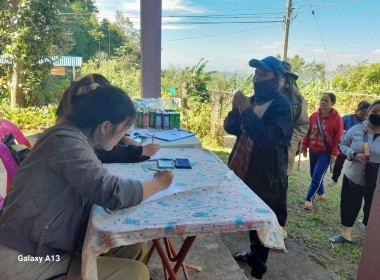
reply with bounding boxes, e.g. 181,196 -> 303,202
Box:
296,0 -> 358,9
162,24 -> 282,42
160,20 -> 284,24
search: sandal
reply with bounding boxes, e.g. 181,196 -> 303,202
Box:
304,201 -> 313,210
232,251 -> 250,262
328,234 -> 355,244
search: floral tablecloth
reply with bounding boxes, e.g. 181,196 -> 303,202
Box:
82,148 -> 285,279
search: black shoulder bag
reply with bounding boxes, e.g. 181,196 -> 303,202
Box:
1,133 -> 31,166
317,114 -> 331,155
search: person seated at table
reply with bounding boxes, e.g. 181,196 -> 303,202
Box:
56,73 -> 160,163
0,85 -> 173,280
225,56 -> 293,280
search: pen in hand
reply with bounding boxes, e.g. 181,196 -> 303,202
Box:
152,134 -> 155,144
148,167 -> 161,172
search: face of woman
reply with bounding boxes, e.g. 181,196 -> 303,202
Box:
320,94 -> 334,111
356,109 -> 368,122
95,118 -> 133,151
253,67 -> 275,83
368,104 -> 380,127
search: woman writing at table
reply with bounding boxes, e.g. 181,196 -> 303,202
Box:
56,73 -> 160,163
0,85 -> 173,280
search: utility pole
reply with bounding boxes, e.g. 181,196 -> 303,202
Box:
282,0 -> 292,61
108,24 -> 111,57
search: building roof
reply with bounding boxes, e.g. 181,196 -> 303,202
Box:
0,56 -> 82,67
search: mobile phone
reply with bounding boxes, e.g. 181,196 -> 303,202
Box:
158,159 -> 175,169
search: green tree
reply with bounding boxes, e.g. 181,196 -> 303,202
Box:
111,11 -> 141,70
331,61 -> 380,94
60,0 -> 100,61
0,0 -> 70,107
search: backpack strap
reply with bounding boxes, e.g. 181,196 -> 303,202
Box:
317,114 -> 331,155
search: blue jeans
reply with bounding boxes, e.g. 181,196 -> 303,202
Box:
306,150 -> 330,202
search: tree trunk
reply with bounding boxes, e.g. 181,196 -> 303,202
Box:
8,0 -> 26,108
181,82 -> 189,128
10,62 -> 25,108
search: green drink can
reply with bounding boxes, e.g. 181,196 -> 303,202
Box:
137,110 -> 143,127
149,111 -> 155,128
174,112 -> 180,128
169,112 -> 175,129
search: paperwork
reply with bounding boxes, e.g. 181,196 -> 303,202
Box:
153,128 -> 196,142
140,176 -> 183,203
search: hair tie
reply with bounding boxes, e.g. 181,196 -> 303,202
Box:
89,83 -> 99,91
76,82 -> 100,96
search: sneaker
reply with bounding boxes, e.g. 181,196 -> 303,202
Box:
315,194 -> 326,200
328,180 -> 337,186
281,226 -> 288,239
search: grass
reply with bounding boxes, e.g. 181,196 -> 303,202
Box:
204,142 -> 363,280
286,158 -> 364,280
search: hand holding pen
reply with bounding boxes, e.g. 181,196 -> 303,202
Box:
141,143 -> 160,156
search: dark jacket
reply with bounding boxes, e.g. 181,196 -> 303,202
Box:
224,93 -> 293,200
0,124 -> 143,257
96,144 -> 149,163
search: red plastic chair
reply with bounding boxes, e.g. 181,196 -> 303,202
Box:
0,119 -> 33,195
0,119 -> 33,149
0,142 -> 18,209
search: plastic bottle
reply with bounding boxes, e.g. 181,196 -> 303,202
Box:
143,111 -> 149,128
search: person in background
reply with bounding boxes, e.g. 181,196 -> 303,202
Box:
225,56 -> 293,280
276,61 -> 309,239
328,101 -> 370,186
302,92 -> 343,210
56,73 -> 160,163
329,100 -> 380,243
0,84 -> 173,280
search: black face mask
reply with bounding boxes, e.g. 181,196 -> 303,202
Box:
369,114 -> 380,126
253,76 -> 280,103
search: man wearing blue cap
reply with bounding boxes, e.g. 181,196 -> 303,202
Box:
224,56 -> 293,280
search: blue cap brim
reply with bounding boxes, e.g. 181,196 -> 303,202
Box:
249,59 -> 273,72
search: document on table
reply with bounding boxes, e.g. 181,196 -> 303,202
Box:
153,128 -> 196,142
141,176 -> 183,203
149,152 -> 160,161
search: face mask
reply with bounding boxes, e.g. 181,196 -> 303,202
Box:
369,114 -> 380,126
253,76 -> 280,103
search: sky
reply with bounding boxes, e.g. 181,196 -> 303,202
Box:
95,0 -> 380,74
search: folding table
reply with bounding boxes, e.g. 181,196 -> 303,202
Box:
81,148 -> 285,280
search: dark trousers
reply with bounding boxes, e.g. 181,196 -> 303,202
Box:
248,195 -> 279,279
341,175 -> 376,227
276,176 -> 289,227
331,153 -> 346,182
